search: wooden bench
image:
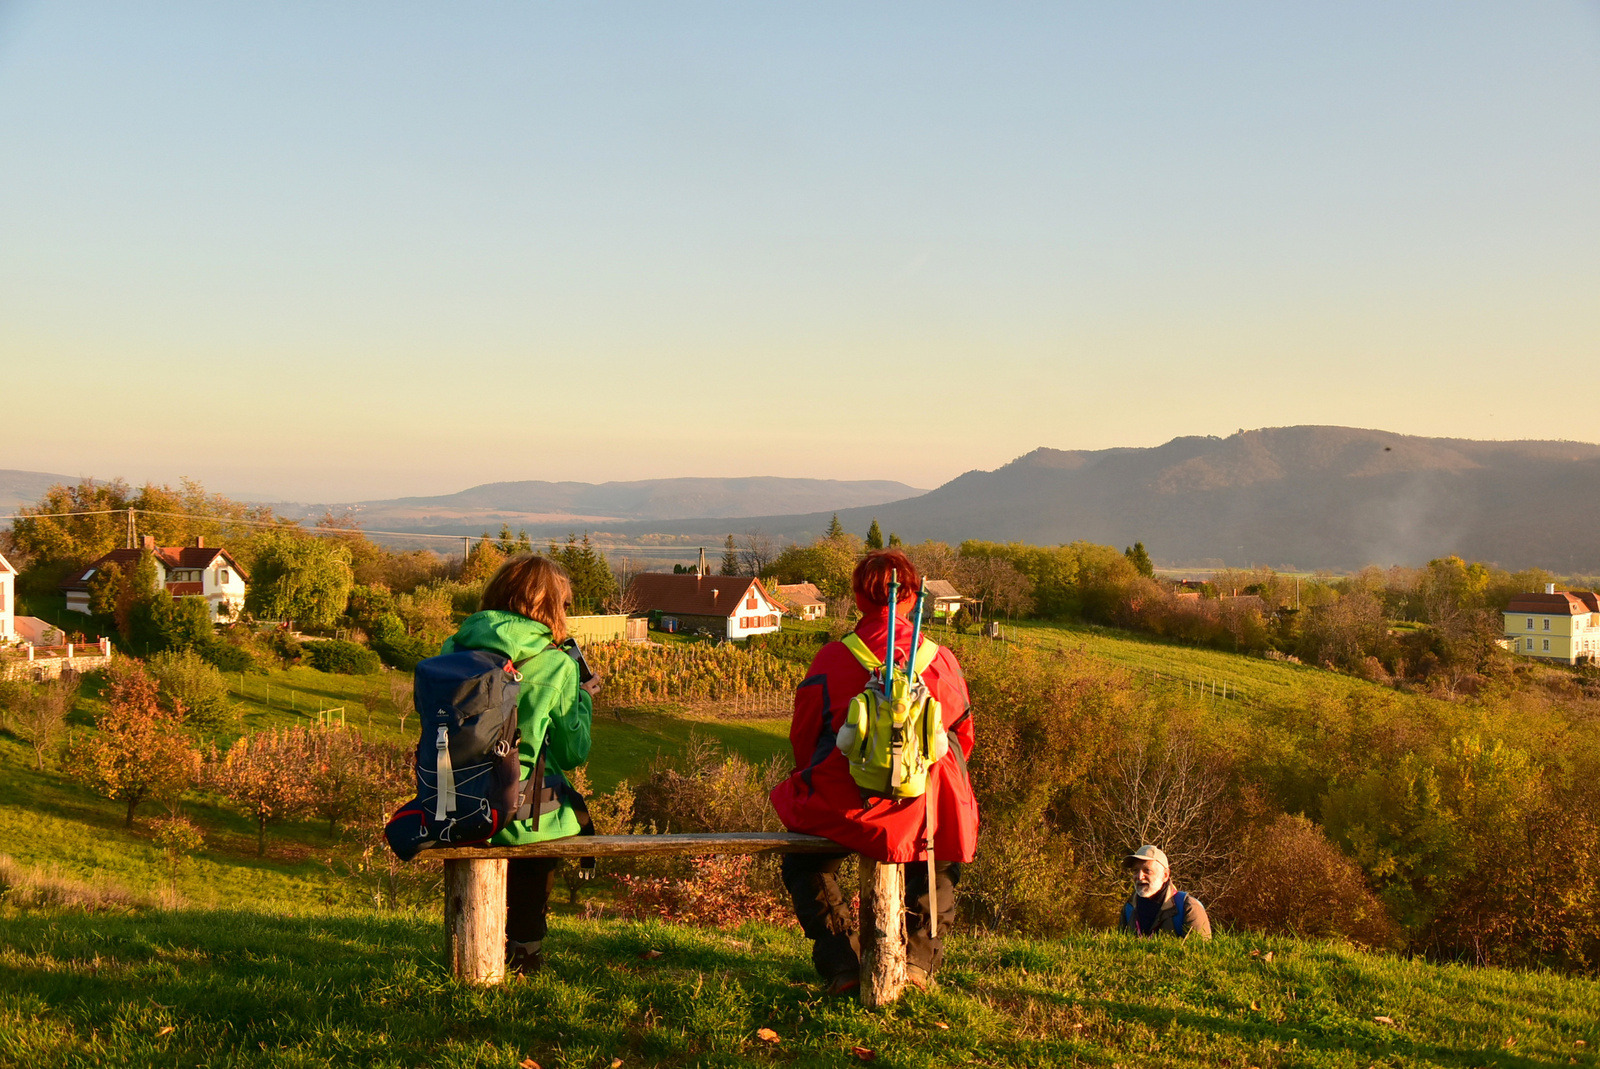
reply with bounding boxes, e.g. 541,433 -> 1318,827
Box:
432,832 -> 915,1007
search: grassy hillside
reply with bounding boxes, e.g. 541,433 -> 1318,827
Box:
3,907 -> 1597,1068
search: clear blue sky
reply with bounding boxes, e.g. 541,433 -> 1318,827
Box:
2,2 -> 1596,500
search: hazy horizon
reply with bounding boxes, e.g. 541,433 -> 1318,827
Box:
3,3 -> 1596,499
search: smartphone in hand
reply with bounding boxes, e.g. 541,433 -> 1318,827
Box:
558,638 -> 594,684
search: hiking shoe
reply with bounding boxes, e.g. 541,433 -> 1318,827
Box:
825,970 -> 860,996
905,965 -> 935,992
507,945 -> 545,976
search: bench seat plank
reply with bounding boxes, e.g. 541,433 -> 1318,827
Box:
430,832 -> 839,861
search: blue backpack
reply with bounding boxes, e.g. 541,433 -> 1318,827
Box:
1122,891 -> 1188,937
384,647 -> 561,861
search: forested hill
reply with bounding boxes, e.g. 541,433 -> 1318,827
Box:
615,427 -> 1600,571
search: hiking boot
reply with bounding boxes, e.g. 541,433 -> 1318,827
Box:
825,970 -> 860,996
905,965 -> 935,992
507,942 -> 545,976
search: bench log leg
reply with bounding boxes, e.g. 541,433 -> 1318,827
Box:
444,857 -> 508,984
858,858 -> 905,1008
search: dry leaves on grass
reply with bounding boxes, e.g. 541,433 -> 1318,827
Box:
637,949 -> 663,960
519,1060 -> 540,1069
755,1028 -> 780,1045
852,1046 -> 876,1061
1373,1016 -> 1396,1026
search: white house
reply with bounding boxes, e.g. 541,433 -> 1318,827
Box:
626,572 -> 784,639
61,536 -> 249,622
0,552 -> 15,642
776,582 -> 827,621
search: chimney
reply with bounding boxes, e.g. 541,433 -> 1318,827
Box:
141,535 -> 155,551
196,536 -> 205,549
697,547 -> 706,577
1547,583 -> 1557,595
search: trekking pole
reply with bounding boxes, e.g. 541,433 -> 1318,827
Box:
884,569 -> 899,700
906,580 -> 939,937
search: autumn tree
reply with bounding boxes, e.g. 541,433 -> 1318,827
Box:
18,675 -> 79,771
461,533 -> 507,584
215,726 -> 317,855
305,725 -> 411,838
72,661 -> 200,825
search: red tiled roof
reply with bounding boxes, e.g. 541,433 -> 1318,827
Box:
924,579 -> 963,600
1575,592 -> 1600,613
627,573 -> 783,618
1505,592 -> 1591,615
58,544 -> 250,593
775,582 -> 825,609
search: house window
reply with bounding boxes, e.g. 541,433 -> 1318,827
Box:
1543,638 -> 1551,652
220,569 -> 230,584
746,595 -> 757,610
1544,618 -> 1552,631
1527,618 -> 1535,630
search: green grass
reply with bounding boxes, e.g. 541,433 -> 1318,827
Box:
992,618 -> 1387,712
3,909 -> 1596,1068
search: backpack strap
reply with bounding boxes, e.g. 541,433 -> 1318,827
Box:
841,634 -> 941,675
1172,891 -> 1188,938
1121,900 -> 1134,933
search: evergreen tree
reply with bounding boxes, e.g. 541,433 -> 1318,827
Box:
720,535 -> 741,576
1124,541 -> 1155,578
496,525 -> 517,555
825,513 -> 845,540
888,532 -> 903,547
548,533 -> 619,614
865,519 -> 884,551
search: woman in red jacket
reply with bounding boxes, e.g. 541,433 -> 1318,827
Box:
770,548 -> 978,993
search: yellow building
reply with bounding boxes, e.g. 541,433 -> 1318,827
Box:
1503,585 -> 1600,665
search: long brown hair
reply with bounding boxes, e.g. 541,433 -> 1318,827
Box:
479,554 -> 572,643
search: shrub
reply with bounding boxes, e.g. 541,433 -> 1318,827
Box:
371,631 -> 435,671
200,639 -> 256,674
1210,814 -> 1398,949
148,649 -> 234,731
306,639 -> 381,675
265,629 -> 304,667
614,855 -> 792,928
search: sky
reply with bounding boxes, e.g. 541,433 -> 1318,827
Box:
1,2 -> 1597,501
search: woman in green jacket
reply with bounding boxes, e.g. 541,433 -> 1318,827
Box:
442,554 -> 600,974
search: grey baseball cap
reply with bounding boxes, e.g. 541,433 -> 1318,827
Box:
1123,845 -> 1170,870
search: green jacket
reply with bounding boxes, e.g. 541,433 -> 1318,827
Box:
442,611 -> 593,845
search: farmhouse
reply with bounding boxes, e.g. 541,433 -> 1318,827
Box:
775,582 -> 827,621
0,552 -> 14,642
924,579 -> 966,618
627,572 -> 784,639
1503,585 -> 1600,665
61,536 -> 249,622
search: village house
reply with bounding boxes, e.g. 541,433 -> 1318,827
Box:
924,578 -> 966,618
60,536 -> 249,622
1503,585 -> 1600,665
627,571 -> 784,639
775,582 -> 827,621
0,552 -> 15,642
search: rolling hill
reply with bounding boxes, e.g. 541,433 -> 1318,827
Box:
601,427 -> 1600,571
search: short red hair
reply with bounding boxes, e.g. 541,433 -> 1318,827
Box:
852,549 -> 920,610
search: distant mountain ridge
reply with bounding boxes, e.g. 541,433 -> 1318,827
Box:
592,427 -> 1600,571
0,469 -> 83,512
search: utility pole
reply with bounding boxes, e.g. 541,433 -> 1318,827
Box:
461,536 -> 470,575
127,507 -> 136,550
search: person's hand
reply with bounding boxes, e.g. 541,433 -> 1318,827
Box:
581,673 -> 603,697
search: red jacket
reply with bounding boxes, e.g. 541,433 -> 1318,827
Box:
769,607 -> 979,863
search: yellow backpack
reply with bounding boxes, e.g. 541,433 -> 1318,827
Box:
835,634 -> 948,798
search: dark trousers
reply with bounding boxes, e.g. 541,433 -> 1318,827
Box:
781,851 -> 959,980
506,857 -> 558,944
